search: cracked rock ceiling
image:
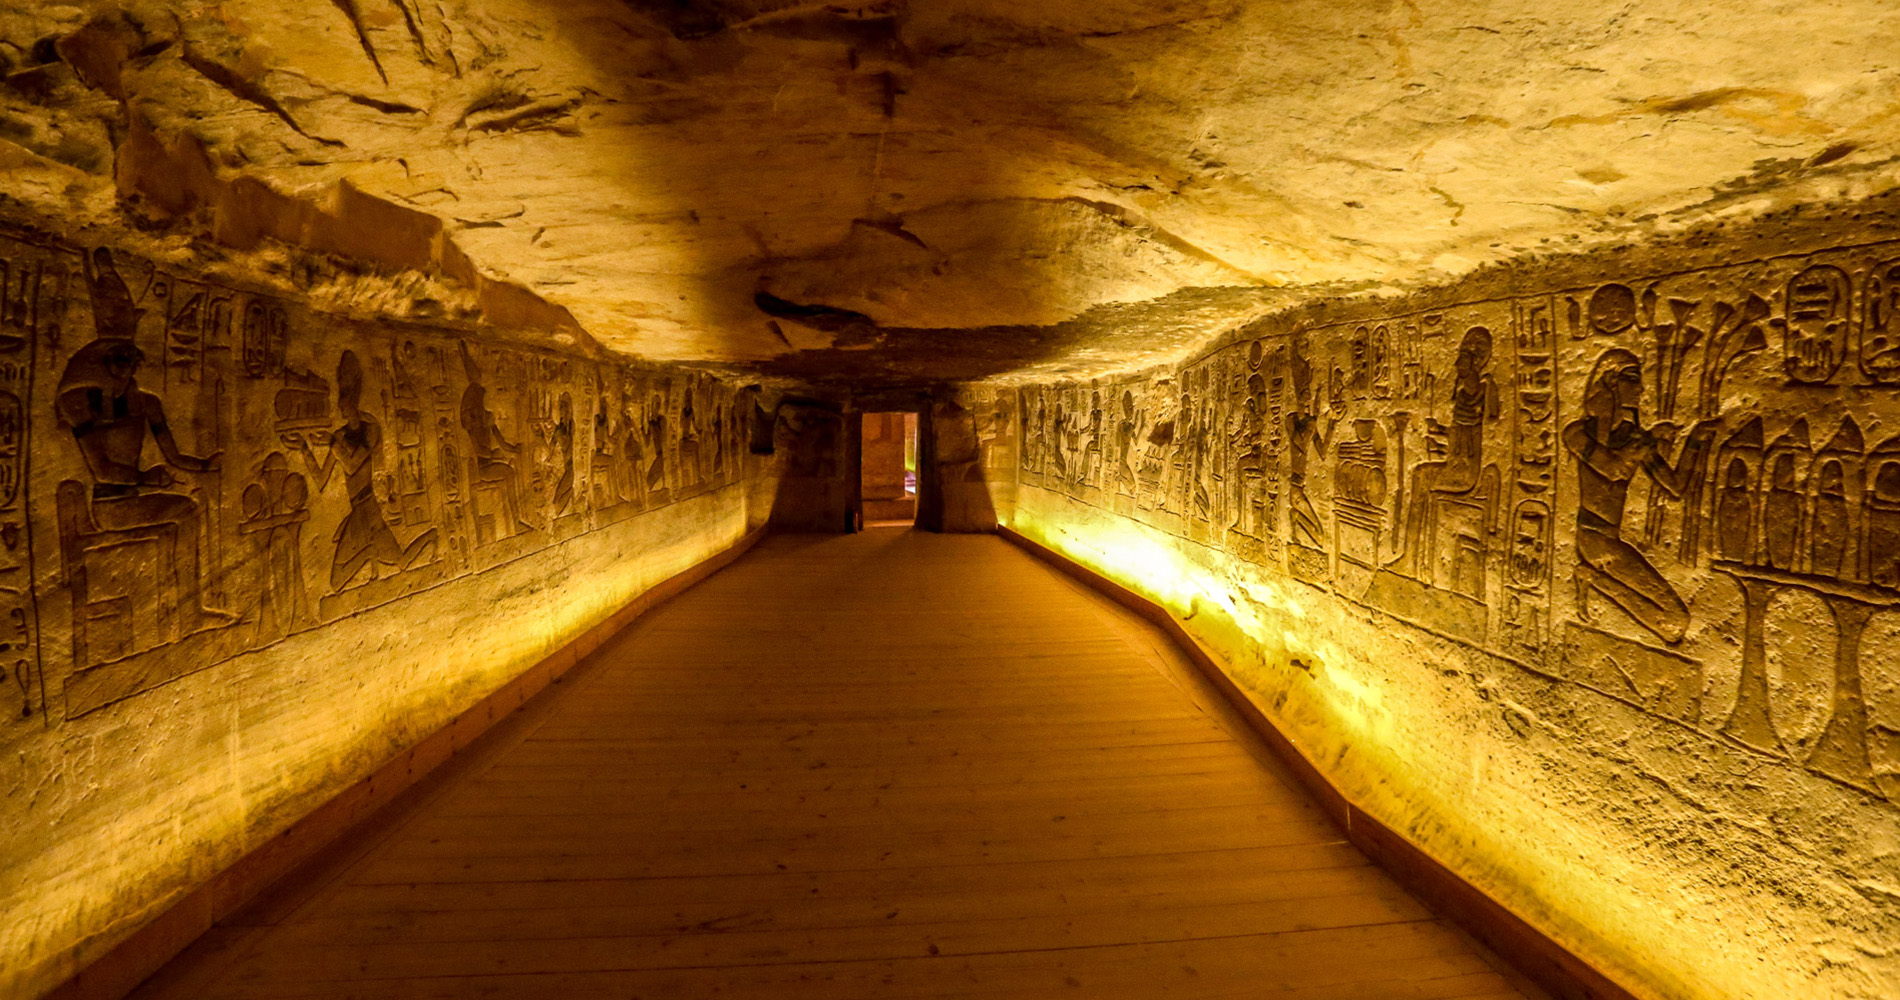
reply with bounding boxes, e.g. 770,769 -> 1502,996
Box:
4,0 -> 1899,387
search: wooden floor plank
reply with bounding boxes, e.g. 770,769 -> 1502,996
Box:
131,528 -> 1535,1000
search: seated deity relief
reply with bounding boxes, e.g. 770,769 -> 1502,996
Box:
56,250 -> 237,652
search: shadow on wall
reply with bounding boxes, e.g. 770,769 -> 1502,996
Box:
766,401 -> 858,533
758,391 -> 1011,534
917,394 -> 996,533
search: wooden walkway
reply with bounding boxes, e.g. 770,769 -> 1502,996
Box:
136,529 -> 1537,1000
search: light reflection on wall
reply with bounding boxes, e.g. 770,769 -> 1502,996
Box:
1005,484 -> 1712,1000
990,231 -> 1900,998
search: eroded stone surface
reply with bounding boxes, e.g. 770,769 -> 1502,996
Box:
1,1 -> 1897,383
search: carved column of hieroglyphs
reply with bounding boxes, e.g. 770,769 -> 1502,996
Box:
0,241 -> 48,728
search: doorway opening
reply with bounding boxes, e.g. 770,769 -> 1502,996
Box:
860,412 -> 918,527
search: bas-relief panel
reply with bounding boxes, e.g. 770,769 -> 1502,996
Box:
1020,240 -> 1900,805
0,231 -> 749,734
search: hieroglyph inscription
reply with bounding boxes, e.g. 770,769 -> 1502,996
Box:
0,230 -> 750,731
1020,240 -> 1900,805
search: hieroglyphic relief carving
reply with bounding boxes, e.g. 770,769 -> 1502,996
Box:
1231,344 -> 1270,549
1780,265 -> 1851,384
295,350 -> 441,596
1564,349 -> 1714,645
1862,260 -> 1900,384
0,241 -> 47,727
1284,333 -> 1331,580
1503,298 -> 1558,657
0,229 -> 753,723
1020,237 -> 1900,805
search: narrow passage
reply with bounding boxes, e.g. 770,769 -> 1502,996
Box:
137,529 -> 1537,1000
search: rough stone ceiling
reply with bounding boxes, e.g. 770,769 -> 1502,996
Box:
6,0 -> 1900,386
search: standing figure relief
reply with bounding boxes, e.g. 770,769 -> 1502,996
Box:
1286,333 -> 1333,549
460,343 -> 535,536
549,392 -> 575,515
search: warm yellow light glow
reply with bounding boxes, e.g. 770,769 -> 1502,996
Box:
1008,484 -> 1772,1000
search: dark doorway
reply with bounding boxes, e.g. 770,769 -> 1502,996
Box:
860,411 -> 917,526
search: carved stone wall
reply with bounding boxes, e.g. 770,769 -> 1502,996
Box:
0,228 -> 761,999
926,387 -> 1016,533
1008,232 -> 1900,999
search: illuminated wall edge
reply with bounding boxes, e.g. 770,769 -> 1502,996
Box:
1003,489 -> 1728,998
987,209 -> 1900,1000
11,495 -> 754,1000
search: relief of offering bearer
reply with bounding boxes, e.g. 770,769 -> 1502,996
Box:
1388,327 -> 1497,577
1164,388 -> 1194,513
708,394 -> 726,480
1188,371 -> 1212,520
1563,349 -> 1717,644
292,351 -> 438,591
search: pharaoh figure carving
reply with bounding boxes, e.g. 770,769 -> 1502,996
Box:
615,381 -> 645,502
550,392 -> 575,514
644,390 -> 668,493
1114,389 -> 1139,496
56,249 -> 230,634
1048,397 -> 1070,480
294,351 -> 438,590
1025,391 -> 1046,475
589,372 -> 615,506
1286,332 -> 1329,548
1389,326 -> 1496,576
679,387 -> 702,488
1164,387 -> 1192,513
1079,390 -> 1104,487
1563,349 -> 1716,644
459,343 -> 532,535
